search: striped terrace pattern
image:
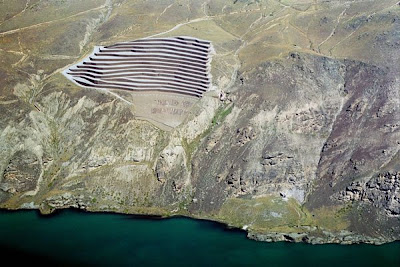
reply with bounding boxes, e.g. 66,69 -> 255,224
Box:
63,36 -> 213,98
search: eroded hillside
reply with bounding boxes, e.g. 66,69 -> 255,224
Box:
0,0 -> 399,244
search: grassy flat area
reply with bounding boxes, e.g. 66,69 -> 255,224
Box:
217,195 -> 350,233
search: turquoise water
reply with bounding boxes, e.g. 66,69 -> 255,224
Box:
0,210 -> 399,266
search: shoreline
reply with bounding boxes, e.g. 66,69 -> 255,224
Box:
0,207 -> 398,246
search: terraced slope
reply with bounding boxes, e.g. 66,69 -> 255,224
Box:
64,36 -> 212,98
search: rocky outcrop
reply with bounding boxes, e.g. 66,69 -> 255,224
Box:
0,151 -> 41,194
337,172 -> 400,216
236,126 -> 257,146
306,60 -> 400,210
189,53 -> 346,212
43,193 -> 90,211
248,230 -> 388,245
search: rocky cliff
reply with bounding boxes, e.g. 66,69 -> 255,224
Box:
0,0 -> 399,244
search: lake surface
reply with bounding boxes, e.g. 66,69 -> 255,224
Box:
0,209 -> 399,266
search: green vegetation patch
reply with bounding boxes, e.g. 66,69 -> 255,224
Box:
311,204 -> 351,231
217,196 -> 351,233
182,103 -> 233,168
212,104 -> 233,126
218,196 -> 309,232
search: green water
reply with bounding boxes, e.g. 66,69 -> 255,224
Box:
0,210 -> 399,266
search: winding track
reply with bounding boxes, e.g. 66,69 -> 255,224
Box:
63,36 -> 212,98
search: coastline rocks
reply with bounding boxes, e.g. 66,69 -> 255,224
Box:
248,230 -> 389,245
42,193 -> 90,212
20,202 -> 39,209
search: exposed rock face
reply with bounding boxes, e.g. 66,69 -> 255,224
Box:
44,193 -> 90,211
306,62 -> 400,210
1,151 -> 40,194
337,172 -> 400,216
248,230 -> 388,245
0,0 -> 400,245
190,53 -> 347,212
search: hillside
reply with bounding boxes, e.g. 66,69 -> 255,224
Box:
0,0 -> 399,244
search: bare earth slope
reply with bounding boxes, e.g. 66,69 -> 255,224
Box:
0,0 -> 399,244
